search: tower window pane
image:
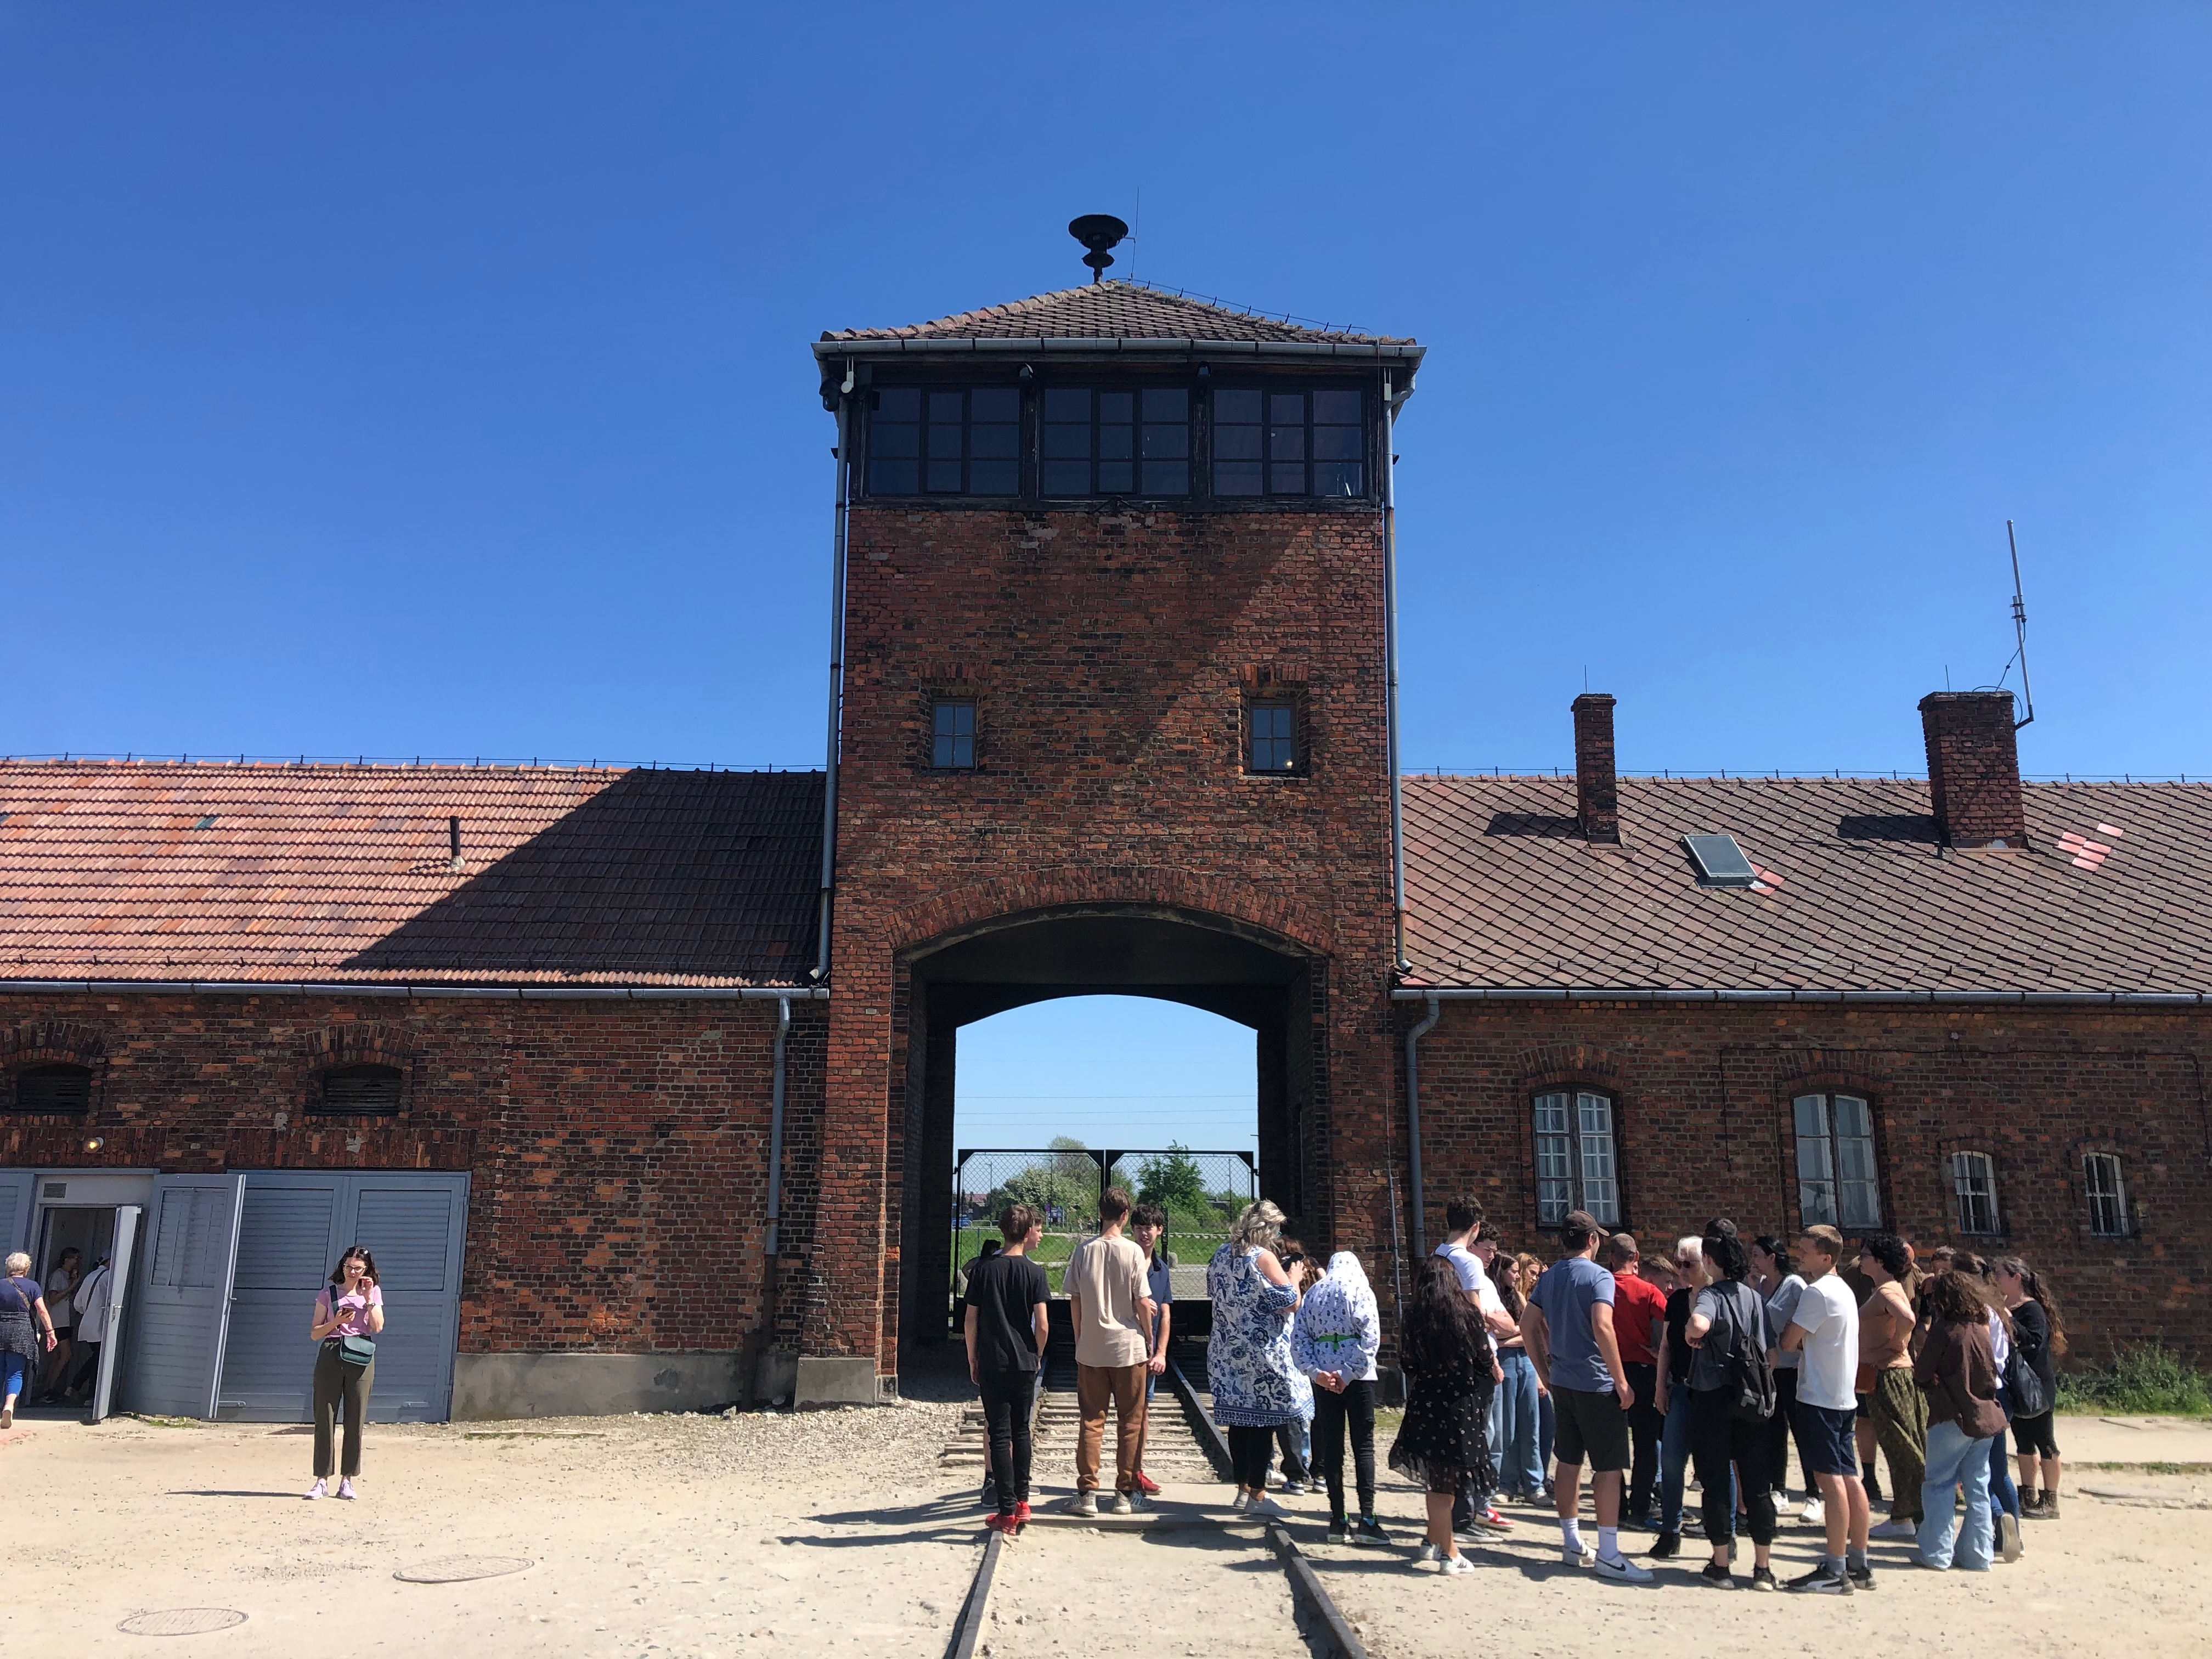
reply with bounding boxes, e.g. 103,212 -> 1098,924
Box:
1040,385 -> 1189,497
870,387 -> 1021,497
932,700 -> 976,769
1248,703 -> 1297,772
1215,386 -> 1364,499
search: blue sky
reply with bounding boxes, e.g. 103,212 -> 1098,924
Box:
5,6 -> 2205,1147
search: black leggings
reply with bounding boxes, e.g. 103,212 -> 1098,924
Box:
978,1367 -> 1036,1513
1769,1367 -> 1815,1493
1690,1389 -> 1775,1547
1228,1424 -> 1278,1489
1311,1380 -> 1378,1522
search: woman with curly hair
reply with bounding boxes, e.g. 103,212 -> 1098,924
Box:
1206,1199 -> 1310,1517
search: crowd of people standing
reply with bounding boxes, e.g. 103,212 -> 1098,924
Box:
960,1185 -> 2069,1590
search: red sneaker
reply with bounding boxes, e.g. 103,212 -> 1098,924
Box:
1477,1505 -> 1515,1531
1134,1470 -> 1162,1496
983,1511 -> 1005,1534
1013,1500 -> 1032,1528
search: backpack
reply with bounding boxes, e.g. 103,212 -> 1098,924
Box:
1714,1282 -> 1776,1423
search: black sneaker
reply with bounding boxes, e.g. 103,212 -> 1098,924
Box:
1352,1517 -> 1392,1548
1649,1531 -> 1681,1559
1848,1564 -> 1876,1592
1786,1562 -> 1853,1594
1701,1561 -> 1735,1588
1751,1567 -> 1778,1592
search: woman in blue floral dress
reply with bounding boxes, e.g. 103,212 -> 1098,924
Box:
1207,1199 -> 1310,1516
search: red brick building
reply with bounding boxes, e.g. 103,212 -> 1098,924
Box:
3,272 -> 2204,1418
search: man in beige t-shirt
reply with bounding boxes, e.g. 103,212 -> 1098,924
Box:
1066,1186 -> 1156,1514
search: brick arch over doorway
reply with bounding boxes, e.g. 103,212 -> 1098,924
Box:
891,900 -> 1330,1366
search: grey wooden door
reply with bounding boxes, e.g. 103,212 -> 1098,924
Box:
0,1170 -> 33,1256
123,1173 -> 246,1418
216,1170 -> 469,1423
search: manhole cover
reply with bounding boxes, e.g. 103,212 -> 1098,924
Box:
393,1556 -> 534,1584
119,1609 -> 248,1636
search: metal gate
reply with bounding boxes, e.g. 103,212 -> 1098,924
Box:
949,1146 -> 1257,1321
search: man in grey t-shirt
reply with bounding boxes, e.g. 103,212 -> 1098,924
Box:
1521,1211 -> 1652,1584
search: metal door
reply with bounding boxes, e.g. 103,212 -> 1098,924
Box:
89,1206 -> 139,1424
124,1173 -> 246,1418
215,1171 -> 469,1423
0,1169 -> 32,1255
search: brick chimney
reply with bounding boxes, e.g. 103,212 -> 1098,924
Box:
1572,693 -> 1620,844
1919,691 -> 2026,849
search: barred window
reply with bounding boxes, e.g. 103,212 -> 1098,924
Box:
867,387 -> 1021,496
1950,1151 -> 2000,1235
1041,387 -> 1189,497
1794,1093 -> 1882,1231
316,1064 -> 403,1115
932,699 -> 977,769
2084,1153 -> 2130,1237
1533,1090 -> 1621,1227
10,1064 -> 92,1113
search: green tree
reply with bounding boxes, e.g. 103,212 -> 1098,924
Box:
1137,1143 -> 1212,1216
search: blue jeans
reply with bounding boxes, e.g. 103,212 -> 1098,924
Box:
1917,1420 -> 1994,1570
2,1351 -> 28,1401
1493,1350 -> 1544,1496
1988,1415 -> 2018,1522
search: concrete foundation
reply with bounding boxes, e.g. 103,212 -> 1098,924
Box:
452,1351 -> 745,1420
794,1356 -> 881,1406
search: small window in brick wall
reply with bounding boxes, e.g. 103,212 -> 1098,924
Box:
1246,702 -> 1300,774
2084,1152 -> 2130,1237
1533,1090 -> 1621,1227
10,1064 -> 92,1113
1950,1151 -> 2001,1235
317,1064 -> 403,1115
932,700 -> 977,769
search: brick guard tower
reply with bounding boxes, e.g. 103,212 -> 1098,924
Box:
792,268 -> 1424,1401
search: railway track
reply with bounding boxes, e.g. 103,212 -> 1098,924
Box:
940,1334 -> 1369,1659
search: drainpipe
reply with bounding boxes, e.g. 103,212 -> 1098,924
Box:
749,991 -> 794,1406
812,366 -> 855,984
1404,992 -> 1441,1253
1382,373 -> 1409,973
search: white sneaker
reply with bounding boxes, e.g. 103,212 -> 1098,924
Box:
1438,1552 -> 1475,1575
1414,1541 -> 1440,1564
1562,1544 -> 1596,1569
336,1478 -> 357,1500
1228,1489 -> 1249,1511
304,1480 -> 327,1500
1070,1492 -> 1098,1518
1799,1496 -> 1825,1526
1870,1518 -> 1918,1540
1596,1553 -> 1655,1583
1246,1496 -> 1288,1520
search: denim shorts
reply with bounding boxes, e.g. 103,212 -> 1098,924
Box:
1796,1400 -> 1859,1476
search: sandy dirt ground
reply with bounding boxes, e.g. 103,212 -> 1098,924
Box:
2,1397 -> 2205,1659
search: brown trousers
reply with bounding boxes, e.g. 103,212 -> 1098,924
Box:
1076,1362 -> 1148,1494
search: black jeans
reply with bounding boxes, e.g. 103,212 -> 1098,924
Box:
1690,1388 -> 1775,1547
1311,1380 -> 1378,1522
1769,1367 -> 1812,1494
978,1367 -> 1037,1514
1624,1361 -> 1663,1519
1227,1424 -> 1277,1489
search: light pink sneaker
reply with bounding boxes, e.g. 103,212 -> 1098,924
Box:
336,1478 -> 357,1500
304,1480 -> 328,1500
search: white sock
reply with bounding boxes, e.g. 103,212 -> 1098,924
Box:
1561,1517 -> 1584,1552
1599,1525 -> 1620,1561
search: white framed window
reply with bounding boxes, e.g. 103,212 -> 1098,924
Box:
2084,1152 -> 2130,1237
1793,1092 -> 1882,1231
1950,1151 -> 2000,1235
1533,1090 -> 1621,1227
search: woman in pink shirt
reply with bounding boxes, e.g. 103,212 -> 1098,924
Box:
306,1246 -> 385,1500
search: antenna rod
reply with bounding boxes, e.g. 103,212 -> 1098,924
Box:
2008,518 -> 2035,731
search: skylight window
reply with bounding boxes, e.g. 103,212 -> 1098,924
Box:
1683,833 -> 1757,887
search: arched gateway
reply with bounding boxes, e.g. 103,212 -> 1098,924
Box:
793,278 -> 1423,1402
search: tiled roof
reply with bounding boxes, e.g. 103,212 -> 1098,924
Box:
821,280 -> 1413,346
0,763 -> 823,986
1403,775 -> 2212,995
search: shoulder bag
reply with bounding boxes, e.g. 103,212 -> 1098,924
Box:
324,1291 -> 377,1369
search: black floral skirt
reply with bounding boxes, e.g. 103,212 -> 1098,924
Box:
1388,1370 -> 1496,1497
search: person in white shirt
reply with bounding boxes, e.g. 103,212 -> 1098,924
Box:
61,1258 -> 114,1403
1431,1197 -> 1516,1536
1780,1226 -> 1872,1593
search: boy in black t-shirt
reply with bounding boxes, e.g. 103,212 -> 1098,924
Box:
964,1203 -> 1051,1537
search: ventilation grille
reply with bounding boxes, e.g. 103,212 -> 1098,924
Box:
317,1065 -> 403,1114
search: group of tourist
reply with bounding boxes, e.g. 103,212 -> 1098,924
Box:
960,1186 -> 2069,1590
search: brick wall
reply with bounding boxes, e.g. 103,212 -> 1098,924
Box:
814,502 -> 1402,1372
1402,996 -> 2212,1359
0,992 -> 820,1356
